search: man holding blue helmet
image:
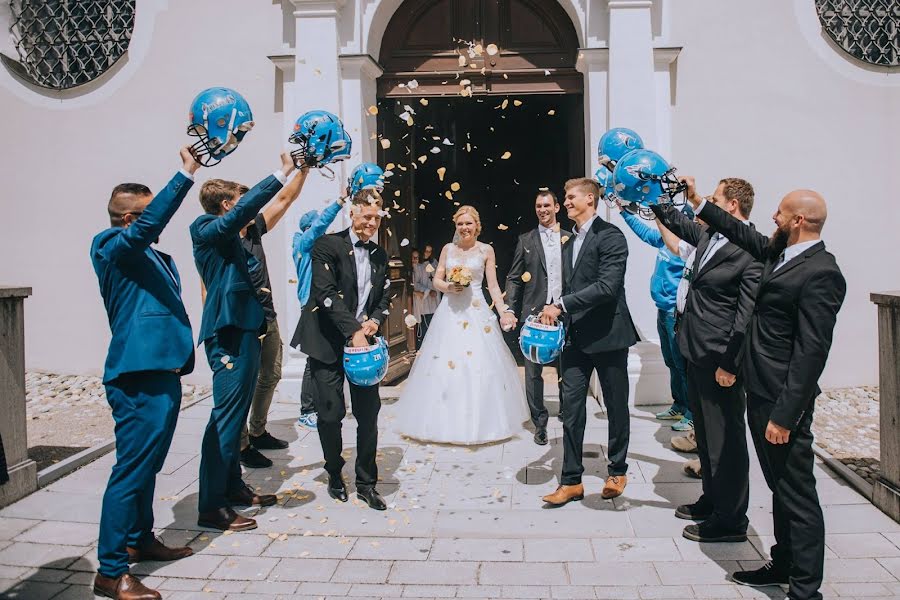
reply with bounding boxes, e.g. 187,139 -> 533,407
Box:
503,189 -> 572,446
187,87 -> 254,167
191,149 -> 302,532
291,188 -> 391,511
90,146 -> 201,600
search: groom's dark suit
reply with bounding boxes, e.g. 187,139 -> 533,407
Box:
559,215 -> 638,483
505,226 -> 571,429
291,228 -> 389,488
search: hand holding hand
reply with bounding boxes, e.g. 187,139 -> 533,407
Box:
351,330 -> 369,348
500,313 -> 517,331
715,367 -> 736,387
361,320 -> 379,337
765,420 -> 791,445
540,304 -> 561,325
180,146 -> 202,175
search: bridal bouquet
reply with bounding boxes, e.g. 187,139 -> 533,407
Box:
447,266 -> 473,287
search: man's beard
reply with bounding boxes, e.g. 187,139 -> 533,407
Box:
767,225 -> 790,260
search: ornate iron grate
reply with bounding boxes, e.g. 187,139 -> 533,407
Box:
6,0 -> 135,90
815,0 -> 899,67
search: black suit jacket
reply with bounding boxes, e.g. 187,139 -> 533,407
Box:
697,201 -> 847,430
651,204 -> 762,373
560,216 -> 638,353
291,229 -> 390,364
505,227 -> 572,324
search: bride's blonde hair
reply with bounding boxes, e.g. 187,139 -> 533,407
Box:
452,205 -> 482,236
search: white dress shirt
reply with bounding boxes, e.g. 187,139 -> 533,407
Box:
348,229 -> 372,322
694,198 -> 751,268
774,239 -> 822,271
676,240 -> 696,314
539,224 -> 563,303
570,214 -> 598,268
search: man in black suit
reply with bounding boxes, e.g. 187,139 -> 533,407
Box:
540,177 -> 639,505
291,189 -> 391,511
650,178 -> 762,543
683,179 -> 846,600
502,190 -> 572,446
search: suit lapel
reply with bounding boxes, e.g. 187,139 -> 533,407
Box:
696,242 -> 740,279
572,218 -> 598,276
533,229 -> 547,273
765,241 -> 824,283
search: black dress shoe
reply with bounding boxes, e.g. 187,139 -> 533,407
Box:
328,473 -> 348,502
240,447 -> 273,469
533,427 -> 548,446
675,499 -> 713,520
683,521 -> 747,543
357,487 -> 387,511
250,431 -> 289,450
731,561 -> 790,587
228,483 -> 277,507
197,507 -> 257,532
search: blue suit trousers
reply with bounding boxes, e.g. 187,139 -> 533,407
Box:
199,327 -> 261,512
98,372 -> 181,577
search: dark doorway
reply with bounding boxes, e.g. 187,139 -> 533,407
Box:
376,93 -> 585,285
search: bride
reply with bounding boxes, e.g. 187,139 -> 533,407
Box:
396,205 -> 528,445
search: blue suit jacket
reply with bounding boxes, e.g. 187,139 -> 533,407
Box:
90,172 -> 195,384
190,174 -> 284,344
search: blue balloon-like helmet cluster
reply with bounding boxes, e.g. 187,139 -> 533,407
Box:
289,110 -> 352,170
343,336 -> 389,387
519,316 -> 566,365
597,127 -> 644,169
187,87 -> 255,166
348,162 -> 386,197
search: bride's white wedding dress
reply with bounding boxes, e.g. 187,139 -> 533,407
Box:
396,242 -> 528,445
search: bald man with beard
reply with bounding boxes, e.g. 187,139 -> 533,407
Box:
683,180 -> 845,600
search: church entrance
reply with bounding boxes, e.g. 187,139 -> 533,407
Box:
374,0 -> 584,369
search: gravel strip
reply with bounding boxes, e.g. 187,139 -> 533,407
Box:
813,386 -> 880,486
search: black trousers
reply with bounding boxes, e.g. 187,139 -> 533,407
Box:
747,395 -> 824,600
308,357 -> 381,488
300,360 -> 316,415
686,362 -> 749,531
524,358 -> 560,429
560,346 -> 630,484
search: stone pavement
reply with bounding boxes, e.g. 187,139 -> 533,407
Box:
1,391 -> 899,600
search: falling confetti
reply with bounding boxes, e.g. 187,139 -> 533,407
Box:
380,138 -> 391,149
514,100 -> 523,106
561,235 -> 570,244
225,363 -> 234,370
367,106 -> 378,115
497,224 -> 509,230
448,361 -> 456,369
450,182 -> 461,192
220,355 -> 231,365
406,79 -> 419,89
484,326 -> 492,333
458,54 -> 467,67
420,98 -> 429,106
501,99 -> 509,110
548,109 -> 556,115
425,264 -> 435,273
430,147 -> 441,154
521,272 -> 532,282
404,314 -> 418,328
323,298 -> 333,308
437,167 -> 446,181
442,138 -> 453,145
401,238 -> 410,247
487,43 -> 499,55
418,155 -> 427,163
445,191 -> 454,200
501,151 -> 512,159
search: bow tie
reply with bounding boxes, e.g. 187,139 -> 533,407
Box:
354,240 -> 372,249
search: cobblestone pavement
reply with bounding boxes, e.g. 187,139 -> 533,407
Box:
813,387 -> 881,486
2,391 -> 899,600
25,371 -> 211,461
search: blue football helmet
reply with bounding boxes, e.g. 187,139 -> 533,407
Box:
597,127 -> 644,170
289,110 -> 352,170
348,163 -> 385,196
187,87 -> 254,166
594,166 -> 618,208
343,336 -> 389,387
612,149 -> 687,218
519,316 -> 566,365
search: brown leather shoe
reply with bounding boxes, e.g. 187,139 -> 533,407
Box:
542,483 -> 585,506
93,572 -> 161,600
197,507 -> 258,531
601,475 -> 627,499
228,484 -> 277,507
127,535 -> 193,563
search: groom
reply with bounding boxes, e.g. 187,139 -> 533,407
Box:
291,188 -> 390,510
540,177 -> 639,505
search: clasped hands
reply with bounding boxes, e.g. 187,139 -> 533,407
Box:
351,320 -> 379,348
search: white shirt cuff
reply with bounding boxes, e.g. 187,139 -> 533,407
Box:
697,198 -> 708,213
273,170 -> 288,185
178,168 -> 194,182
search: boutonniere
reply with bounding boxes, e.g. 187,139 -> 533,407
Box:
561,235 -> 570,244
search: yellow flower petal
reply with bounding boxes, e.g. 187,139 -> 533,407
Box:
487,43 -> 499,56
380,138 -> 391,149
484,325 -> 492,334
420,98 -> 429,106
521,272 -> 532,282
497,224 -> 509,231
367,106 -> 378,115
437,167 -> 446,181
513,99 -> 523,106
450,182 -> 461,192
501,151 -> 512,160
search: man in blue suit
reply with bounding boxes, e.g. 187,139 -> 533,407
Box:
90,147 -> 201,600
191,152 -> 300,532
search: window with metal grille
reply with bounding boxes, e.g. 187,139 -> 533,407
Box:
2,0 -> 135,90
815,0 -> 899,67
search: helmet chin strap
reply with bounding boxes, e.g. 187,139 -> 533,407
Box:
318,164 -> 337,181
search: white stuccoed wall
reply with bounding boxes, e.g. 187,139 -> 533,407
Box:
0,0 -> 896,391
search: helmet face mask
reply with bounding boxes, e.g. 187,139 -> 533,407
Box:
613,149 -> 687,219
187,88 -> 254,167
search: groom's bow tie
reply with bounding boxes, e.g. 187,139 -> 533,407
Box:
354,240 -> 373,250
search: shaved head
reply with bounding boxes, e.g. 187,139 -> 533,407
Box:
782,189 -> 827,233
108,183 -> 152,227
